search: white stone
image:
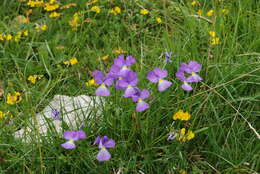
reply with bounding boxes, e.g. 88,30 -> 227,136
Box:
14,95 -> 102,142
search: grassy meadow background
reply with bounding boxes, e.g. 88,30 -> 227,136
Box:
0,0 -> 259,173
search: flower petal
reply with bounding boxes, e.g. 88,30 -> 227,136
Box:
63,131 -> 77,140
123,86 -> 136,98
188,61 -> 201,72
186,74 -> 203,83
114,55 -> 125,67
158,80 -> 172,91
147,71 -> 159,83
154,67 -> 168,78
96,85 -> 110,96
181,83 -> 193,91
61,141 -> 76,149
93,136 -> 101,145
125,56 -> 136,66
103,139 -> 116,148
96,148 -> 111,162
93,70 -> 103,84
136,101 -> 149,112
76,130 -> 86,140
140,89 -> 150,99
175,70 -> 186,82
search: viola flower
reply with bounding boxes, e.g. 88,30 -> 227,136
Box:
164,52 -> 172,63
61,130 -> 86,149
94,136 -> 116,162
173,110 -> 191,121
110,55 -> 136,77
117,71 -> 138,98
93,70 -> 114,96
51,109 -> 60,120
147,68 -> 172,91
167,131 -> 177,141
131,88 -> 150,112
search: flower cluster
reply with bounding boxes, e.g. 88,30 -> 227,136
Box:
209,31 -> 220,45
63,57 -> 78,66
0,31 -> 28,42
27,75 -> 43,84
93,55 -> 172,112
6,92 -> 22,105
173,110 -> 191,121
61,131 -> 116,162
176,61 -> 202,91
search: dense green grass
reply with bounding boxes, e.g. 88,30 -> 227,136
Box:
0,0 -> 259,173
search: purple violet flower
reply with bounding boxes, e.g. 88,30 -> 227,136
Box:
110,55 -> 136,78
94,136 -> 116,162
164,52 -> 172,63
147,67 -> 172,91
93,70 -> 114,96
61,130 -> 86,149
167,131 -> 177,141
176,61 -> 202,91
51,109 -> 60,120
131,88 -> 150,112
117,71 -> 138,98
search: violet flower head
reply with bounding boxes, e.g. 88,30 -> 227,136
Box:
61,130 -> 86,149
117,71 -> 138,98
176,61 -> 202,91
94,136 -> 116,162
147,67 -> 172,91
167,131 -> 177,141
110,55 -> 136,78
164,52 -> 172,63
93,70 -> 114,96
51,109 -> 60,120
131,88 -> 150,112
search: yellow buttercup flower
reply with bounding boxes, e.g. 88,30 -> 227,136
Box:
140,9 -> 149,15
173,110 -> 191,121
206,9 -> 214,17
156,17 -> 162,23
91,6 -> 101,13
6,92 -> 22,105
0,111 -> 5,119
49,12 -> 61,18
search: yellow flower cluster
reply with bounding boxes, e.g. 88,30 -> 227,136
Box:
44,0 -> 60,11
69,12 -> 82,29
173,110 -> 191,121
0,111 -> 5,119
0,31 -> 28,42
35,24 -> 48,31
27,75 -> 43,84
27,0 -> 44,7
109,7 -> 121,15
61,3 -> 77,9
177,128 -> 195,142
49,12 -> 61,18
207,9 -> 214,17
64,57 -> 78,65
209,31 -> 220,45
86,0 -> 98,5
113,47 -> 126,54
140,9 -> 149,15
91,6 -> 101,13
6,92 -> 22,105
97,55 -> 109,61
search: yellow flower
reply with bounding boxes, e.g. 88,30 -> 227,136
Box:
61,3 -> 77,9
23,30 -> 29,36
209,31 -> 216,37
140,9 -> 149,15
97,55 -> 109,61
197,9 -> 203,15
6,92 -> 22,105
0,34 -> 4,41
5,34 -> 13,41
109,6 -> 121,15
211,37 -> 220,45
86,0 -> 98,5
41,24 -> 48,31
113,47 -> 126,54
44,3 -> 59,11
49,12 -> 61,18
27,75 -> 43,84
206,9 -> 214,17
91,6 -> 101,13
221,9 -> 229,14
156,17 -> 162,23
86,79 -> 98,86
27,0 -> 44,7
64,57 -> 78,65
179,169 -> 187,174
0,111 -> 5,119
173,110 -> 191,121
186,130 -> 195,140
14,32 -> 22,42
191,1 -> 199,6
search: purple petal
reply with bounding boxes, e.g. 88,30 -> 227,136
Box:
125,56 -> 136,66
94,136 -> 101,145
115,79 -> 125,90
63,131 -> 77,140
181,83 -> 193,91
104,77 -> 114,86
96,85 -> 110,96
136,101 -> 149,112
51,109 -> 60,120
153,68 -> 168,79
96,148 -> 111,162
119,67 -> 131,77
103,139 -> 116,148
175,70 -> 186,82
131,87 -> 141,102
123,86 -> 136,98
158,80 -> 172,91
188,61 -> 201,72
110,65 -> 120,75
117,80 -> 129,89
147,71 -> 159,83
140,89 -> 150,99
186,74 -> 203,83
61,141 -> 76,149
114,55 -> 125,67
93,70 -> 104,84
76,130 -> 86,140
